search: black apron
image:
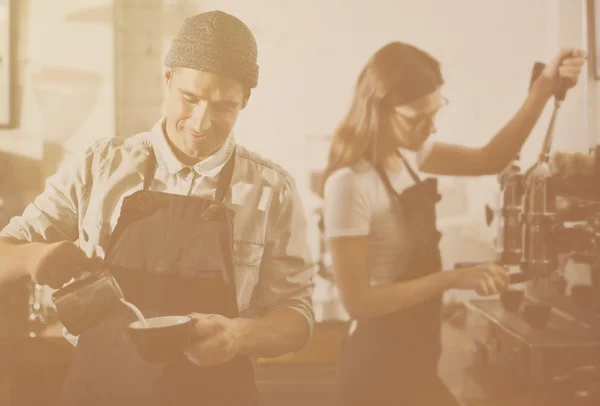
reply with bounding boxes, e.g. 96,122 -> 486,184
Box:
59,148 -> 259,406
335,153 -> 459,406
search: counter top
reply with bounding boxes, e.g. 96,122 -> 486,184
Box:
257,320 -> 349,365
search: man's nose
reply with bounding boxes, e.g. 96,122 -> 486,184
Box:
189,101 -> 211,133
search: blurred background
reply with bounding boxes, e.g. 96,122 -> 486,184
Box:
0,1 -> 597,405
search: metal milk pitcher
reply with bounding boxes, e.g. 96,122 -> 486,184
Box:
52,270 -> 124,336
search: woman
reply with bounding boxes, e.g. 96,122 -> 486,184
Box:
323,42 -> 585,405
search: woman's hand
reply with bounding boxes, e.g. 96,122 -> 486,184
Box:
532,48 -> 586,99
450,263 -> 509,296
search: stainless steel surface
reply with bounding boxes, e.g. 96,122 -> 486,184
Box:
465,298 -> 600,385
496,161 -> 524,265
519,76 -> 570,278
521,161 -> 558,278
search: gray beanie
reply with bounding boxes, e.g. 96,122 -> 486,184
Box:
165,10 -> 259,89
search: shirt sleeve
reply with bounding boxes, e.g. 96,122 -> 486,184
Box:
0,142 -> 99,243
323,169 -> 372,239
250,175 -> 316,344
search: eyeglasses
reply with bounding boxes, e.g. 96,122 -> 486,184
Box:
394,96 -> 449,130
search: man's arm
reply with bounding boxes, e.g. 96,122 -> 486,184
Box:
236,307 -> 311,357
0,237 -> 39,283
0,143 -> 101,288
185,176 -> 315,366
239,176 -> 315,356
420,48 -> 585,176
186,306 -> 310,365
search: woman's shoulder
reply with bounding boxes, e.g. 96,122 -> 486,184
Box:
325,161 -> 378,196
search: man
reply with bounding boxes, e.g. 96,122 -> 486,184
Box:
0,10 -> 314,405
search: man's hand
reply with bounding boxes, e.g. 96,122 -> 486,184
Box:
26,241 -> 103,288
533,48 -> 586,99
184,313 -> 251,367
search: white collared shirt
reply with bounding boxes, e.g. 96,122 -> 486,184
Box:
1,119 -> 315,343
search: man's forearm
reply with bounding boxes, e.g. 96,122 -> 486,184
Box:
235,307 -> 310,358
0,237 -> 33,285
481,86 -> 551,171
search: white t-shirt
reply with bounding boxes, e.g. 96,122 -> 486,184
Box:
323,147 -> 431,285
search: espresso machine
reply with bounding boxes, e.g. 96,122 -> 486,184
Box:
492,62 -> 546,269
461,62 -> 600,406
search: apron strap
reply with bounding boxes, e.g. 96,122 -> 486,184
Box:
214,150 -> 238,313
397,151 -> 422,183
215,148 -> 236,203
374,165 -> 400,200
142,147 -> 237,200
143,150 -> 157,191
374,151 -> 421,199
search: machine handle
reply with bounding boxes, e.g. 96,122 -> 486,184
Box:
507,272 -> 531,284
529,62 -> 546,91
555,77 -> 570,102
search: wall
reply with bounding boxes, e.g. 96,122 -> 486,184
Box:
0,0 -> 115,193
114,0 -> 187,137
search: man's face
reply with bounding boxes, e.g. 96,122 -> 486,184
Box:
164,68 -> 246,164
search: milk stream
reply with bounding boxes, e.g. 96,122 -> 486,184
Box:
120,298 -> 148,327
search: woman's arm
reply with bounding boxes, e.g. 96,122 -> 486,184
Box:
328,235 -> 509,319
420,48 -> 585,177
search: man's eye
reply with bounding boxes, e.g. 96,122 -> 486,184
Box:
213,104 -> 234,113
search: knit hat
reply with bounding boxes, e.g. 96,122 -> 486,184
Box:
165,11 -> 259,89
